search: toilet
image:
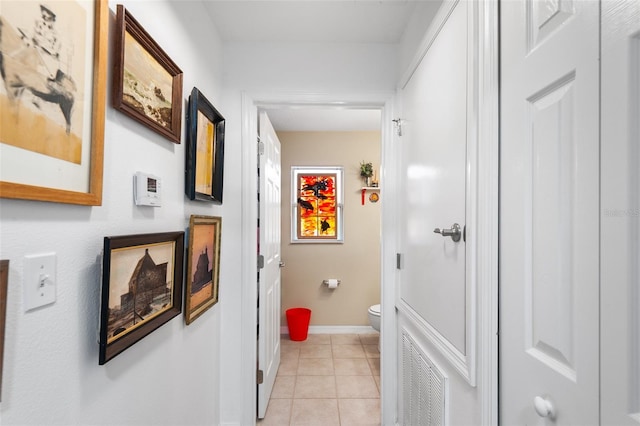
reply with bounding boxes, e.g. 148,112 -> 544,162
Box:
367,304 -> 381,332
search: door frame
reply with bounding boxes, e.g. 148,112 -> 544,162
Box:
475,1 -> 499,423
239,90 -> 398,425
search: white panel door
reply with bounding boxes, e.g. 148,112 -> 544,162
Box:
500,1 -> 600,423
400,0 -> 467,356
397,2 -> 478,423
601,1 -> 640,424
257,111 -> 282,419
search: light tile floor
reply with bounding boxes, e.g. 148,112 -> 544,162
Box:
258,333 -> 381,426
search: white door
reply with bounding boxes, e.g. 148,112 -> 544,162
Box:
500,1 -> 600,423
400,0 -> 467,352
257,111 -> 282,419
601,1 -> 640,424
397,2 -> 477,424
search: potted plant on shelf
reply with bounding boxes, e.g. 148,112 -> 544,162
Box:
360,161 -> 373,186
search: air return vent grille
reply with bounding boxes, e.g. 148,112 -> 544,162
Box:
402,331 -> 447,425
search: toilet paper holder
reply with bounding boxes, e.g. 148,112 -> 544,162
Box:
323,279 -> 341,287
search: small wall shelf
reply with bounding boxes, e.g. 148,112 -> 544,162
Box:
360,186 -> 380,205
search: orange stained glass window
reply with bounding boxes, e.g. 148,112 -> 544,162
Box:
292,167 -> 343,242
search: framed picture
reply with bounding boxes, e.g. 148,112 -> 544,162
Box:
185,87 -> 225,202
0,260 -> 8,401
0,0 -> 108,205
291,166 -> 344,243
99,231 -> 184,364
184,215 -> 222,324
112,5 -> 183,143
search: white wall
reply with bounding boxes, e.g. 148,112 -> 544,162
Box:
223,41 -> 397,92
279,131 -> 381,327
0,1 -> 228,424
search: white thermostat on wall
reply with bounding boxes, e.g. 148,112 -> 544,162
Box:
134,172 -> 162,207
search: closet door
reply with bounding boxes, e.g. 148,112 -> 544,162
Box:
500,0 -> 600,423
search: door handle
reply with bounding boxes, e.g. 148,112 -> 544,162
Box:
279,261 -> 285,268
433,223 -> 462,242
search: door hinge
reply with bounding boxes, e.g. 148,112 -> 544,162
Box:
396,253 -> 403,270
258,254 -> 265,269
257,369 -> 264,384
392,118 -> 404,136
258,141 -> 265,155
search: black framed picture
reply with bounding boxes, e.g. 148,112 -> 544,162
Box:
99,231 -> 184,364
185,87 -> 225,203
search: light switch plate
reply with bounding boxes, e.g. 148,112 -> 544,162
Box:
24,253 -> 56,311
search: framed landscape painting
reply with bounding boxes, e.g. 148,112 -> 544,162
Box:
184,215 -> 222,325
112,5 -> 183,143
0,0 -> 108,205
99,231 -> 184,364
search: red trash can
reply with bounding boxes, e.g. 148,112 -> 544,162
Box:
286,308 -> 311,341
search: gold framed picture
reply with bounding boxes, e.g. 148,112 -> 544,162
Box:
0,0 -> 108,205
185,215 -> 222,324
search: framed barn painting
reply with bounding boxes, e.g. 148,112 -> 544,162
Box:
112,5 -> 183,143
185,87 -> 225,203
0,0 -> 108,205
184,215 -> 222,325
99,231 -> 184,364
291,166 -> 344,243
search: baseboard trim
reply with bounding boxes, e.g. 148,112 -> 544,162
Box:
280,325 -> 378,335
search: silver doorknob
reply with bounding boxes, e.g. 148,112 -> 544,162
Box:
533,396 -> 555,419
433,223 -> 462,242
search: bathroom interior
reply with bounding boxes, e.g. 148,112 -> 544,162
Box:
258,106 -> 383,423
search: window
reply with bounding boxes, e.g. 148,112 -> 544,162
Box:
291,166 -> 343,243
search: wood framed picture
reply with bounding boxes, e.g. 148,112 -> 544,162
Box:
112,4 -> 183,143
184,215 -> 222,325
291,166 -> 344,243
0,0 -> 108,205
185,87 -> 225,203
99,231 -> 184,364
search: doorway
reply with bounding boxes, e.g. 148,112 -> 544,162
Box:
240,92 -> 397,426
257,106 -> 384,422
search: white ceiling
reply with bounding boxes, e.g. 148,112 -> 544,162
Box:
202,0 -> 428,131
202,0 -> 421,44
